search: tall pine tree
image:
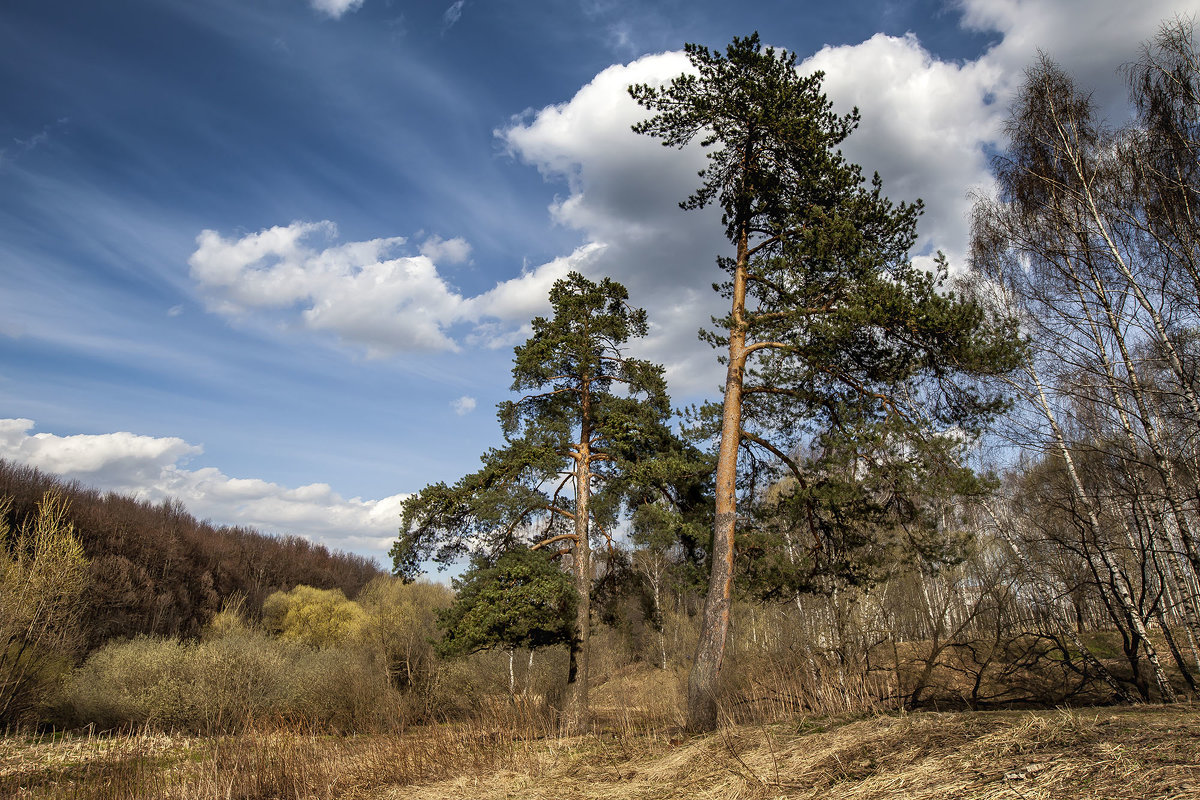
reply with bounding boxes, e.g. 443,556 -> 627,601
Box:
630,33 -> 1021,730
393,272 -> 673,732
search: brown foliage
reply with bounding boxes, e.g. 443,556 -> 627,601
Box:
0,460 -> 382,650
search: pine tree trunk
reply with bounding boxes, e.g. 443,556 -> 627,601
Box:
688,227 -> 749,731
564,399 -> 592,734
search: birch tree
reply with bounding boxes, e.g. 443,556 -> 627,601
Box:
971,23 -> 1200,698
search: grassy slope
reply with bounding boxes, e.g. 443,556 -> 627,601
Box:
3,704 -> 1199,799
385,705 -> 1200,800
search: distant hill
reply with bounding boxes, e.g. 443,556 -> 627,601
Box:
0,460 -> 383,649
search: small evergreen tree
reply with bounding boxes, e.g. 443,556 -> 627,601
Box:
436,547 -> 576,660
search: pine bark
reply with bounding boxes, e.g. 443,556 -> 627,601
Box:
564,390 -> 592,734
687,228 -> 749,731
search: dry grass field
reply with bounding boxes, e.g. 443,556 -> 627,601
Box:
3,702 -> 1199,800
388,705 -> 1200,800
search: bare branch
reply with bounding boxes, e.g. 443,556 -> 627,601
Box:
531,532 -> 580,550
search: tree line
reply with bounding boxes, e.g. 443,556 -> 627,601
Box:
0,460 -> 379,645
971,17 -> 1200,703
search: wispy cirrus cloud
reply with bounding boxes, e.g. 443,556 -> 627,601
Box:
309,0 -> 365,20
442,1 -> 466,32
0,117 -> 70,169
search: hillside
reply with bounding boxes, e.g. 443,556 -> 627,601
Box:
384,705 -> 1200,800
0,460 -> 382,646
3,704 -> 1197,799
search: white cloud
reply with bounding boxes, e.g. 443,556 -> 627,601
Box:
464,243 -> 604,326
189,221 -> 600,355
493,42 -> 1021,393
498,52 -> 729,395
0,418 -> 200,483
495,3 -> 1195,398
193,1 -> 1195,397
957,0 -> 1195,116
498,52 -> 702,242
0,418 -> 406,560
310,0 -> 364,19
442,0 -> 465,31
497,41 -> 996,390
451,396 -> 477,415
501,39 -> 999,277
418,234 -> 472,265
800,33 -> 1004,268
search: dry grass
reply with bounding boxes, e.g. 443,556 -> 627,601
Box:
0,706 -> 558,800
385,704 -> 1200,800
3,699 -> 1200,799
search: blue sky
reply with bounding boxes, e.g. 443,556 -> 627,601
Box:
0,0 -> 1191,564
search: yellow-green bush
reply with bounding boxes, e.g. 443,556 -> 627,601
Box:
0,492 -> 89,724
59,627 -> 397,732
262,585 -> 368,648
357,577 -> 452,691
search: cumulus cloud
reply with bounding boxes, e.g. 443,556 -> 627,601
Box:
464,243 -> 604,328
957,0 -> 1194,117
0,418 -> 200,484
310,0 -> 364,19
189,221 -> 600,356
497,41 -> 1000,392
800,33 -> 1004,268
451,396 -> 477,415
495,41 -> 1022,393
498,52 -> 729,394
418,234 -> 472,265
495,2 -> 1194,397
0,419 -> 406,558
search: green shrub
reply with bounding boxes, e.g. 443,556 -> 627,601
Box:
357,577 -> 452,691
